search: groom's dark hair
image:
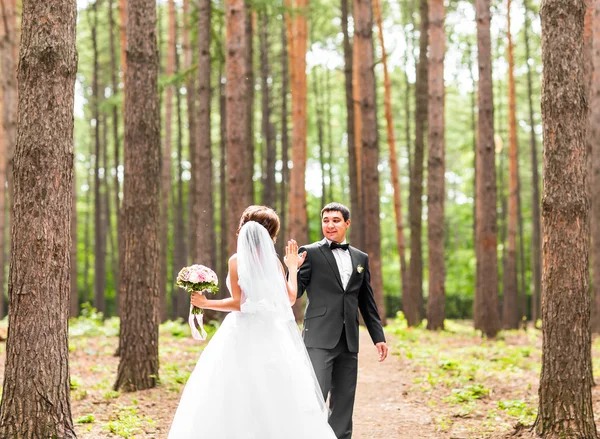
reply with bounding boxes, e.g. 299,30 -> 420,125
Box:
321,202 -> 350,222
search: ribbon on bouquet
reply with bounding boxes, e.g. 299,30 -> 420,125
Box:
189,304 -> 208,340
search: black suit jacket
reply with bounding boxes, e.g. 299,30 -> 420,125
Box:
297,239 -> 386,353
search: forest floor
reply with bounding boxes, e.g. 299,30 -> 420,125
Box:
3,311 -> 600,439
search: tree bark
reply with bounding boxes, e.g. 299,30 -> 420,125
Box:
591,0 -> 600,334
159,0 -> 176,322
71,172 -> 78,317
0,0 -> 18,291
0,0 -> 17,319
342,0 -> 360,248
109,0 -> 121,311
218,51 -> 228,304
426,0 -> 445,330
313,67 -> 327,207
405,0 -> 429,327
92,0 -> 106,315
535,0 -> 597,432
474,0 -> 501,337
260,10 -> 276,208
325,67 -> 334,201
351,4 -> 365,250
227,0 -> 250,256
114,0 -> 160,391
0,66 -> 6,319
278,19 -> 289,257
0,0 -> 78,431
183,0 -> 197,271
353,0 -> 386,324
287,0 -> 309,246
244,2 -> 255,206
119,0 -> 127,89
524,0 -> 542,325
173,24 -> 187,320
374,0 -> 408,308
502,0 -> 520,330
196,0 -> 216,270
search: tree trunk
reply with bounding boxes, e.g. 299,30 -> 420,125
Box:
0,0 -> 18,296
0,74 -> 6,319
474,0 -> 501,337
101,117 -> 116,316
502,0 -> 519,330
71,172 -> 78,317
226,0 -> 250,256
351,6 -> 365,250
159,0 -> 176,322
524,0 -> 542,325
260,11 -> 276,208
0,0 -> 17,319
84,140 -> 92,303
92,0 -> 106,315
326,67 -> 334,201
184,0 -> 196,271
313,67 -> 327,207
353,0 -> 386,324
109,0 -> 121,310
114,0 -> 160,391
173,25 -> 187,320
535,0 -> 597,433
405,0 -> 429,327
591,0 -> 600,334
278,19 -> 289,257
373,0 -> 408,307
119,0 -> 127,89
218,54 -> 228,304
195,0 -> 216,270
0,0 -> 77,431
342,0 -> 360,248
287,0 -> 309,246
244,2 -> 255,206
426,0 -> 445,330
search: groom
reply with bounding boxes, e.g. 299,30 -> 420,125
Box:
297,202 -> 387,439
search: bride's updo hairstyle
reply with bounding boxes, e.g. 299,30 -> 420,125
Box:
237,205 -> 280,242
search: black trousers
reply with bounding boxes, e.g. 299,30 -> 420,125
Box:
307,327 -> 358,439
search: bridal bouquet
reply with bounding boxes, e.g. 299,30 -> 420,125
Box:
176,264 -> 219,341
176,264 -> 219,315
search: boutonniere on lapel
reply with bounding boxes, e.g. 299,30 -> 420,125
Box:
357,264 -> 364,274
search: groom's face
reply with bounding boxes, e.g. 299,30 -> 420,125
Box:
322,211 -> 350,244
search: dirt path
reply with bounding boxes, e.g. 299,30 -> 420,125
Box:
353,329 -> 439,439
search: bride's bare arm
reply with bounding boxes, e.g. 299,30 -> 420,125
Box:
282,239 -> 306,306
190,255 -> 242,312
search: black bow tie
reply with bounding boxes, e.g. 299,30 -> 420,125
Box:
330,242 -> 349,251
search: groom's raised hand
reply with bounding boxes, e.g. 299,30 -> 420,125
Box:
376,342 -> 388,362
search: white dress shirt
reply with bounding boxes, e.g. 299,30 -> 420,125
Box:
325,238 -> 353,290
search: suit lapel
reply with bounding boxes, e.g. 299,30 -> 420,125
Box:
345,246 -> 361,291
318,239 -> 344,290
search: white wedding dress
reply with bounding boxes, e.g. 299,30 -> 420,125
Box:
167,222 -> 336,439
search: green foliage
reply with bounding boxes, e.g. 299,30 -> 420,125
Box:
106,405 -> 145,438
497,400 -> 537,424
70,376 -> 83,390
444,384 -> 489,404
76,414 -> 96,424
159,319 -> 191,339
69,304 -> 119,338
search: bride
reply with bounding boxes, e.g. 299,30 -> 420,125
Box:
167,205 -> 337,439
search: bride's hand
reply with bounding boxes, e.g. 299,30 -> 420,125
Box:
284,239 -> 306,271
191,292 -> 209,308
